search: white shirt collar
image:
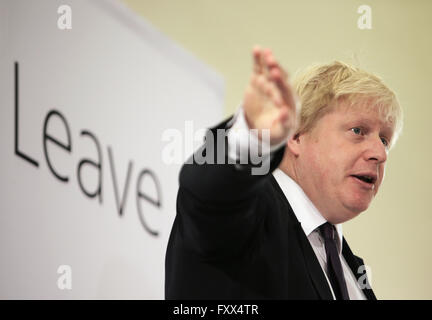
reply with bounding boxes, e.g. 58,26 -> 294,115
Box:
272,168 -> 344,254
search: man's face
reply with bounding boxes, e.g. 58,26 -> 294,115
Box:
295,100 -> 394,224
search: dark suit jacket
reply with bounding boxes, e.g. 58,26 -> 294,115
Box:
165,117 -> 376,300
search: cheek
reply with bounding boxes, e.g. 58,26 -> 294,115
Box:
301,135 -> 348,184
315,149 -> 345,182
306,148 -> 335,182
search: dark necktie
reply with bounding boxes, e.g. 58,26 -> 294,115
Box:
319,222 -> 350,300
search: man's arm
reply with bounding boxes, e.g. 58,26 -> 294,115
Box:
176,47 -> 298,258
180,47 -> 297,201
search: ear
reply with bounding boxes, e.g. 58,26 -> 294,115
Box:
287,132 -> 301,156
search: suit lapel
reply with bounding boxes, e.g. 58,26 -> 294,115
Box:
270,176 -> 333,300
295,223 -> 334,300
342,238 -> 377,300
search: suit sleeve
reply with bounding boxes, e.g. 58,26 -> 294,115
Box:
176,116 -> 286,260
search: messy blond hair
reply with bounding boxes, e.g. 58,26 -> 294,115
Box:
293,61 -> 403,148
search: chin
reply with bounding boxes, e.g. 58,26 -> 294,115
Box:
346,190 -> 374,210
344,201 -> 370,217
336,197 -> 371,223
330,209 -> 361,224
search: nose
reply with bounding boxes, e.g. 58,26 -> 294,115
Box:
364,136 -> 388,164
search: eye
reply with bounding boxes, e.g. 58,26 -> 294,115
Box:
351,127 -> 363,135
381,137 -> 389,147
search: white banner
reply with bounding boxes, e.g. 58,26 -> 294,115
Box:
0,0 -> 224,299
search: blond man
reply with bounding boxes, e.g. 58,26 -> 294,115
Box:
165,47 -> 403,300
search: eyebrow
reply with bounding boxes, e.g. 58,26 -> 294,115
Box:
344,117 -> 394,138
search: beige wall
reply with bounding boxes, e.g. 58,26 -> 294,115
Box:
122,0 -> 432,299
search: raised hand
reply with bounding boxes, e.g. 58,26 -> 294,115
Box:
243,46 -> 298,146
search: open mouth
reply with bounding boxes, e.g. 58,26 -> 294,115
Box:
351,175 -> 376,184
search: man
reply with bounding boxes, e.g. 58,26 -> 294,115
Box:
165,47 -> 403,299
